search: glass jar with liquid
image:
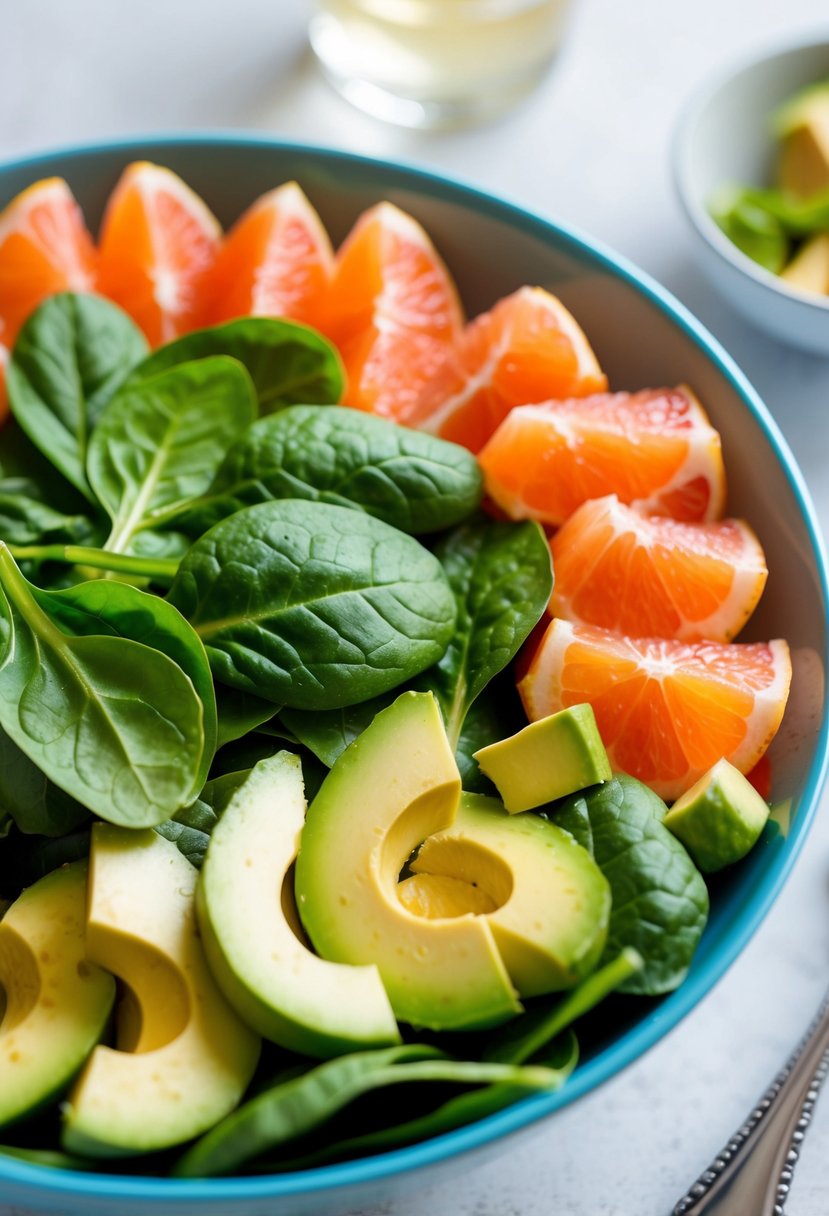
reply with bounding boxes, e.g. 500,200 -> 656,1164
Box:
309,0 -> 573,129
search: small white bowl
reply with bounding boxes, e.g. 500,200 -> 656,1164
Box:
674,34 -> 829,354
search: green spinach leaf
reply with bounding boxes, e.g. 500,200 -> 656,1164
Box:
280,691 -> 394,769
215,686 -> 278,749
175,1044 -> 561,1177
6,293 -> 148,500
167,500 -> 456,710
419,517 -> 552,746
170,405 -> 483,538
0,723 -> 90,836
0,546 -> 207,828
126,316 -> 344,414
87,356 -> 257,555
549,775 -> 709,995
154,769 -> 249,868
32,578 -> 217,790
0,478 -> 102,548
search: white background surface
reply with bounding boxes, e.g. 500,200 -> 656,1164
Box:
4,1 -> 829,1213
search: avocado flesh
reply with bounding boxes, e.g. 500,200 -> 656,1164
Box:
781,233 -> 829,294
663,758 -> 770,873
397,873 -> 498,918
0,863 -> 114,1130
473,704 -> 611,813
777,88 -> 829,200
198,751 -> 400,1058
411,794 -> 611,997
62,826 -> 260,1157
295,692 -> 521,1032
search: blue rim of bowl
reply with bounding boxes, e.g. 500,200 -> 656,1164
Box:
672,29 -> 829,312
0,132 -> 827,1205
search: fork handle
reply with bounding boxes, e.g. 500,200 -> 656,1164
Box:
672,987 -> 829,1215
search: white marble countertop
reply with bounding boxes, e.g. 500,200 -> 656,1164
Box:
4,1 -> 829,1213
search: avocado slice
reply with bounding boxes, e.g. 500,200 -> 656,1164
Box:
473,704 -> 611,813
62,826 -> 260,1157
295,692 -> 521,1032
0,862 -> 114,1130
663,758 -> 771,873
780,233 -> 829,294
408,794 -> 611,996
197,751 -> 400,1058
776,81 -> 829,200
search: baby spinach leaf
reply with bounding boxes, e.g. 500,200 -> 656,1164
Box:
31,578 -> 217,790
215,686 -> 278,749
260,1033 -> 578,1172
167,500 -> 456,710
174,1044 -> 560,1177
280,691 -> 395,768
87,356 -> 257,555
0,546 -> 206,828
549,776 -> 709,995
154,769 -> 251,867
0,478 -> 102,548
171,405 -> 484,538
7,293 -> 148,501
483,949 -> 643,1064
454,677 -> 527,795
419,517 -> 552,746
0,723 -> 90,836
126,316 -> 344,414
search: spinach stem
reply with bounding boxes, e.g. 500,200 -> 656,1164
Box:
6,544 -> 179,583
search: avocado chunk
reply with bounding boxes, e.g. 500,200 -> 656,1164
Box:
776,82 -> 829,200
0,863 -> 114,1130
409,794 -> 611,996
295,692 -> 521,1032
663,758 -> 770,873
62,826 -> 260,1157
197,751 -> 400,1058
781,233 -> 829,295
473,704 -> 611,813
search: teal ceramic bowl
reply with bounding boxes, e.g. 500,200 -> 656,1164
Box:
0,137 -> 827,1216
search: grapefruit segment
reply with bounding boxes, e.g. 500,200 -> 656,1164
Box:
97,162 -> 221,346
205,182 -> 333,329
519,619 -> 791,801
550,495 -> 768,641
325,202 -> 463,420
479,386 -> 726,525
0,177 -> 97,344
407,286 -> 607,452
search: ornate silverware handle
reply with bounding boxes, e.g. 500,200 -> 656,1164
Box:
672,987 -> 829,1215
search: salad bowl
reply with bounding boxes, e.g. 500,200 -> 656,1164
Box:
0,135 -> 826,1216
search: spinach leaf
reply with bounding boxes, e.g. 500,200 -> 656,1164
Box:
280,691 -> 394,769
127,317 -> 344,414
32,578 -> 217,790
215,686 -> 278,749
168,500 -> 456,710
259,1033 -> 579,1172
174,1044 -> 561,1177
419,517 -> 552,746
6,293 -> 148,500
170,406 -> 483,538
86,356 -> 257,555
0,478 -> 102,548
483,949 -> 643,1064
549,775 -> 709,995
0,723 -> 90,836
454,677 -> 527,795
154,770 -> 248,868
0,546 -> 207,828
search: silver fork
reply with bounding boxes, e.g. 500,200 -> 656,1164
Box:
672,987 -> 829,1214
